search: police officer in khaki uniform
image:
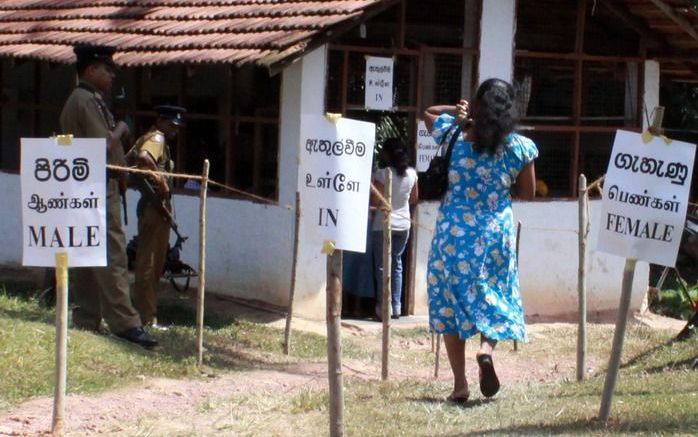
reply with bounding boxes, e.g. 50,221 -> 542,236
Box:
131,105 -> 185,327
59,44 -> 157,349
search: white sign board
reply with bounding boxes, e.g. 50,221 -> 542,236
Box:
21,138 -> 107,267
299,116 -> 376,253
416,119 -> 439,172
365,56 -> 394,111
597,130 -> 695,267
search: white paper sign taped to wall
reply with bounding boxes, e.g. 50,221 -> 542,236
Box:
416,120 -> 439,172
596,130 -> 695,267
299,116 -> 375,253
365,56 -> 394,111
21,137 -> 107,267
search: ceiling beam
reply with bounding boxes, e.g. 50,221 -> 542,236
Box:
599,0 -> 698,78
646,0 -> 698,42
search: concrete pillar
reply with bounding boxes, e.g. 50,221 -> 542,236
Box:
479,0 -> 516,84
279,46 -> 329,318
643,60 -> 660,130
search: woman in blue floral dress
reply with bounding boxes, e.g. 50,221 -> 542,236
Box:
424,79 -> 538,402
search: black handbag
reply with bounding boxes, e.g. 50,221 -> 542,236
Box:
419,125 -> 461,200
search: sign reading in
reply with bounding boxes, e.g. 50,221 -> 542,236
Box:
416,120 -> 439,172
21,138 -> 107,267
597,130 -> 696,267
299,116 -> 375,253
365,56 -> 394,111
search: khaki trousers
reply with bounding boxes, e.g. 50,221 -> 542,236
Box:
134,202 -> 170,325
73,179 -> 142,333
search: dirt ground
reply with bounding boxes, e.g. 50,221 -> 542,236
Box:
0,267 -> 688,436
0,301 -> 686,437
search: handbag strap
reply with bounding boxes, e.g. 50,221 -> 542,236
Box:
442,125 -> 462,166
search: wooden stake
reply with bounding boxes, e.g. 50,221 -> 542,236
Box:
599,259 -> 636,422
577,174 -> 588,381
514,220 -> 522,352
52,252 -> 69,437
283,192 -> 301,355
381,168 -> 392,381
326,250 -> 344,437
434,334 -> 441,378
196,159 -> 210,367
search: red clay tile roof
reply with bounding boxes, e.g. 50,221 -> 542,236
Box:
0,0 -> 397,72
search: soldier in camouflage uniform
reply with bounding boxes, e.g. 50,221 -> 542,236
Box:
130,105 -> 185,327
59,44 -> 157,349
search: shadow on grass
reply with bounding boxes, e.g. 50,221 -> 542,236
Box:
644,355 -> 698,374
454,416 -> 698,436
618,340 -> 673,370
407,395 -> 495,409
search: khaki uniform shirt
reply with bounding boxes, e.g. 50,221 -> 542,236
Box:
134,128 -> 173,175
59,80 -> 126,168
130,128 -> 174,213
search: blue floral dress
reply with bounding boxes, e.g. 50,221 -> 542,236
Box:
427,114 -> 538,341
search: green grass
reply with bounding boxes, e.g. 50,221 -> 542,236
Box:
127,324 -> 698,436
2,284 -> 697,436
0,293 -> 199,409
154,333 -> 697,436
0,290 -> 333,411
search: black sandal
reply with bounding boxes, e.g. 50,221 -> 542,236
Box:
477,354 -> 500,397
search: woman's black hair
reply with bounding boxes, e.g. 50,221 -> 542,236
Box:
381,137 -> 409,176
472,78 -> 516,155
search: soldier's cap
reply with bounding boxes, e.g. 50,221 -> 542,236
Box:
155,105 -> 187,126
73,44 -> 117,69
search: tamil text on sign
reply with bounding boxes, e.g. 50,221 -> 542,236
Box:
597,130 -> 695,267
21,138 -> 107,267
365,56 -> 394,111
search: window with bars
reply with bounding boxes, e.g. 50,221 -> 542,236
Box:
515,0 -> 644,198
0,60 -> 280,200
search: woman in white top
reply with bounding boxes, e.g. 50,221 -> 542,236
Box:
371,138 -> 418,319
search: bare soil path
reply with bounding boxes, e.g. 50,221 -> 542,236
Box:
0,303 -> 684,436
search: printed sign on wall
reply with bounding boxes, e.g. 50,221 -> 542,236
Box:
21,138 -> 107,267
365,56 -> 394,111
416,120 -> 439,172
597,130 -> 696,267
299,116 -> 376,253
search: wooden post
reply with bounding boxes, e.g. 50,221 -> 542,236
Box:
434,333 -> 441,378
599,259 -> 636,422
577,174 -> 588,381
196,160 -> 210,367
599,107 -> 663,421
514,220 -> 522,352
283,192 -> 301,355
326,249 -> 345,437
381,169 -> 392,381
52,252 -> 69,437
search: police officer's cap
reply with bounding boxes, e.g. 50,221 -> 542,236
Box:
73,44 -> 117,69
155,105 -> 187,126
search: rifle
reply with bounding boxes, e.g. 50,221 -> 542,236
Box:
137,175 -> 188,245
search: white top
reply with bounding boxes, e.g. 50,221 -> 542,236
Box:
372,167 -> 418,231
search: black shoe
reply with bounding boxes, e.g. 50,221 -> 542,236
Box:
116,327 -> 159,349
391,314 -> 400,320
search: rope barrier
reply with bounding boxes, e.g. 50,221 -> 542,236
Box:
106,164 -> 291,209
108,164 -> 591,235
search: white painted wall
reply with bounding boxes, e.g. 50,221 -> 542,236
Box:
0,171 -> 22,266
279,46 -> 330,319
479,0 -> 516,83
1,169 -> 296,306
411,200 -> 650,319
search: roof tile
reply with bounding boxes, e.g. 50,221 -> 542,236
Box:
0,0 -> 396,70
